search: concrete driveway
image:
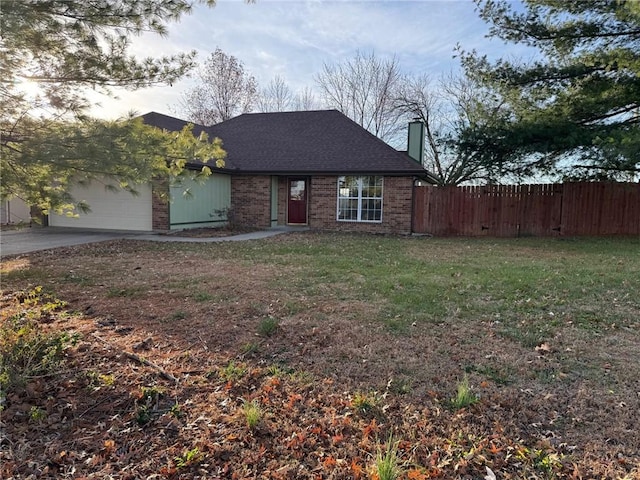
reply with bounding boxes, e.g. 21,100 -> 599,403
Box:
0,227 -> 135,256
0,226 -> 296,257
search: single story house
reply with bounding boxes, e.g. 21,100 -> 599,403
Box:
49,110 -> 433,234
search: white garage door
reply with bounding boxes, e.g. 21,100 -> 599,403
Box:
49,179 -> 153,231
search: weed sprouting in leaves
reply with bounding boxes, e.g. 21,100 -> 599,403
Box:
266,364 -> 285,377
219,361 -> 247,382
140,385 -> 163,401
134,385 -> 164,425
85,370 -> 115,391
257,316 -> 279,337
0,288 -> 78,397
135,405 -> 151,425
106,286 -> 143,298
170,402 -> 184,419
169,310 -> 188,321
192,291 -> 215,302
28,406 -> 46,422
175,447 -> 202,469
387,377 -> 412,395
351,391 -> 380,416
266,364 -> 295,378
450,375 -> 478,410
515,445 -> 563,474
240,341 -> 259,356
242,399 -> 263,430
373,436 -> 403,480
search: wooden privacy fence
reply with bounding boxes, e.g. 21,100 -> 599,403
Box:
412,182 -> 640,237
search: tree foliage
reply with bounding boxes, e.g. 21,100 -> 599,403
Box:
0,0 -> 222,214
178,48 -> 259,126
459,0 -> 640,180
3,117 -> 224,215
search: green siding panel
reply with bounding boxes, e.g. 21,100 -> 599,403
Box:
169,173 -> 231,229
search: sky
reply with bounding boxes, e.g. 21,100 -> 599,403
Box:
90,0 -> 532,120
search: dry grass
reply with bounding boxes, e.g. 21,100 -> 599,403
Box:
1,233 -> 639,478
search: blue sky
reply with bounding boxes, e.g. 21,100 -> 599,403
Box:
92,0 -> 531,119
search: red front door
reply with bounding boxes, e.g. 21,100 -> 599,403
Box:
287,178 -> 307,224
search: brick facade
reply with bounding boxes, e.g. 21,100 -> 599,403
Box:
153,174 -> 414,234
151,179 -> 170,231
238,175 -> 414,234
231,175 -> 272,229
307,175 -> 414,235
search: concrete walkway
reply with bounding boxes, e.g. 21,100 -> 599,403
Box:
133,228 -> 294,243
0,226 -> 306,257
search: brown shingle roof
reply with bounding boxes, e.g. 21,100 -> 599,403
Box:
141,110 -> 428,176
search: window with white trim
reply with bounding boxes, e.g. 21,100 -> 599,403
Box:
337,176 -> 383,222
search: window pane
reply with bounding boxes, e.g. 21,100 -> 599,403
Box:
336,175 -> 383,222
338,198 -> 357,220
362,176 -> 372,188
363,186 -> 381,198
361,199 -> 379,220
289,180 -> 305,200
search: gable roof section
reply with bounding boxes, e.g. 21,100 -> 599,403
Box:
141,110 -> 428,176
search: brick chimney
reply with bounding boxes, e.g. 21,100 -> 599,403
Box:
407,120 -> 425,164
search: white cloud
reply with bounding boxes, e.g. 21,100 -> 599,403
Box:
90,0 -> 534,120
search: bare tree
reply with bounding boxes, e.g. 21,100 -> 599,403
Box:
315,51 -> 405,143
178,48 -> 258,125
395,73 -> 504,185
293,86 -> 320,111
257,76 -> 294,112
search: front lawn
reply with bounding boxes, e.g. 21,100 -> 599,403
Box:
1,233 -> 638,478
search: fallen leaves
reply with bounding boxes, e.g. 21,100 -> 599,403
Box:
3,232 -> 640,480
2,289 -> 638,480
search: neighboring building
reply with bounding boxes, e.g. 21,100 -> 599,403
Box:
49,110 -> 433,234
1,197 -> 30,225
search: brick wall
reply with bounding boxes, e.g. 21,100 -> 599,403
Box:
231,175 -> 271,228
379,176 -> 415,234
151,179 -> 170,231
233,174 -> 414,234
309,175 -> 414,235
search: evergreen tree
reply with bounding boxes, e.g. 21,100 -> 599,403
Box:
460,0 -> 640,180
1,0 -> 224,214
